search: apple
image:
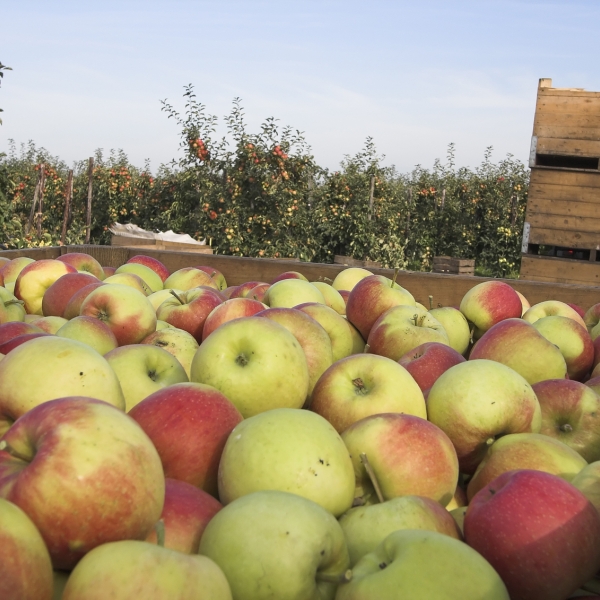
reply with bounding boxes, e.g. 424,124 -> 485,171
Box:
345,274 -> 416,340
0,336 -> 126,434
0,321 -> 44,345
41,272 -> 99,318
0,498 -> 53,600
103,272 -> 152,296
102,266 -> 116,278
0,397 -> 165,570
572,461 -> 600,515
115,263 -> 163,293
335,529 -> 510,600
533,379 -> 600,462
164,267 -> 219,291
201,297 -> 267,341
568,302 -> 587,319
56,252 -> 105,280
585,374 -> 600,396
341,413 -> 459,507
190,317 -> 309,418
62,281 -> 105,320
146,288 -> 185,311
0,256 -> 35,284
156,287 -> 224,343
531,315 -> 594,381
427,359 -> 542,474
263,278 -> 326,308
271,270 -> 309,283
244,282 -> 270,303
105,344 -> 188,412
515,290 -> 531,316
255,307 -> 334,404
55,315 -> 119,356
339,495 -> 462,567
229,280 -> 268,299
129,382 -> 243,496
62,539 -> 232,599
309,354 -> 426,433
367,305 -> 449,362
218,408 -> 355,516
523,299 -> 587,328
140,327 -> 199,378
398,341 -> 466,395
311,281 -> 346,315
0,286 -> 26,323
127,254 -> 170,282
584,303 -> 600,340
331,267 -> 373,292
296,302 -> 355,362
459,280 -> 522,339
29,316 -> 68,334
469,318 -> 568,384
14,259 -> 77,315
0,332 -> 51,355
428,306 -> 471,355
80,284 -> 157,346
199,490 -> 350,598
145,479 -> 222,554
194,265 -> 227,291
466,432 -> 588,500
464,469 -> 600,600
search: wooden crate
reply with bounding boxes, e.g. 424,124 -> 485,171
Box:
520,77 -> 600,284
334,255 -> 382,269
111,235 -> 213,254
2,245 -> 600,311
432,256 -> 475,276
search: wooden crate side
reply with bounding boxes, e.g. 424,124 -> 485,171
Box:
520,254 -> 600,286
111,235 -> 158,247
528,182 -> 600,204
535,96 -> 600,116
0,247 -> 61,261
528,227 -> 600,248
536,137 -> 600,158
527,197 -> 600,220
526,212 -> 600,234
535,125 -> 600,142
530,168 -> 600,188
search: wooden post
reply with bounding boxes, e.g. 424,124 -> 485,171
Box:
36,167 -> 46,239
61,169 -> 73,245
368,175 -> 375,220
85,157 -> 94,244
26,164 -> 45,236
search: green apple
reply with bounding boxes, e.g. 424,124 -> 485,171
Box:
29,316 -> 68,334
105,344 -> 188,412
55,315 -> 119,356
141,327 -> 199,378
428,307 -> 470,355
0,286 -> 26,322
339,495 -> 462,567
0,498 -> 53,600
331,267 -> 373,292
116,263 -> 164,293
0,336 -> 126,434
199,490 -> 350,600
62,540 -> 232,600
335,529 -> 509,600
571,461 -> 600,515
264,278 -> 326,308
218,408 -> 355,516
103,272 -> 152,296
427,359 -> 542,474
311,281 -> 347,315
190,317 -> 309,418
523,300 -> 587,328
147,288 -> 185,311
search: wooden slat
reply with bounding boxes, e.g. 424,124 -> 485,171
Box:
528,227 -> 600,248
534,112 -> 600,131
527,212 -> 600,234
535,96 -> 600,115
526,198 -> 600,220
529,182 -> 600,203
534,125 -> 600,142
536,137 -> 600,158
520,254 -> 600,286
0,247 -> 61,261
530,168 -> 600,189
538,89 -> 600,99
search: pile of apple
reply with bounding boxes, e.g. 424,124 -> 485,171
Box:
0,251 -> 599,600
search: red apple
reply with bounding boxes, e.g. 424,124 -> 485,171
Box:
127,254 -> 170,283
145,478 -> 222,554
271,270 -> 308,283
128,382 -> 243,496
55,315 -> 119,356
398,341 -> 466,395
464,469 -> 600,600
0,332 -> 51,354
0,322 -> 44,345
40,272 -> 99,318
163,267 -> 219,291
202,297 -> 266,341
102,266 -> 116,278
229,281 -> 268,299
0,396 -> 165,570
194,266 -> 227,291
62,281 -> 105,320
0,257 -> 35,284
56,252 -> 105,280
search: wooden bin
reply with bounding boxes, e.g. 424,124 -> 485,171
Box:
432,256 -> 475,276
2,244 -> 600,311
111,234 -> 213,254
520,77 -> 600,284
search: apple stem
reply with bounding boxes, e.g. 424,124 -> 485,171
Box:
154,519 -> 166,547
315,569 -> 352,584
169,289 -> 185,305
391,268 -> 399,288
323,277 -> 333,283
360,453 -> 385,504
0,440 -> 31,462
428,295 -> 433,310
559,423 -> 573,433
363,344 -> 370,353
485,437 -> 496,446
412,314 -> 419,327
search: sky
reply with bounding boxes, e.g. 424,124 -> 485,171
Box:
1,1 -> 599,174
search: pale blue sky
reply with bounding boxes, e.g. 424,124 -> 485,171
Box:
1,1 -> 598,173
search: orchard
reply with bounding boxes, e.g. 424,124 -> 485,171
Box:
0,250 -> 599,600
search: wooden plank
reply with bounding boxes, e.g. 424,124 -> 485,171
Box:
530,168 -> 600,189
520,254 -> 600,286
535,96 -> 600,115
528,227 -> 600,248
536,137 -> 600,158
534,112 -> 600,129
534,125 -> 600,142
526,198 -> 600,220
528,182 -> 600,203
538,89 -> 600,99
111,235 -> 158,247
526,212 -> 600,234
0,247 -> 61,261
